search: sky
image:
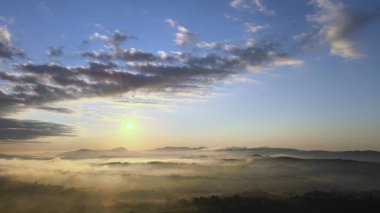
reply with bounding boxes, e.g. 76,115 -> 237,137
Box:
0,0 -> 380,152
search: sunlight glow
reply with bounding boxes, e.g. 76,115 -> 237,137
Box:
125,123 -> 133,130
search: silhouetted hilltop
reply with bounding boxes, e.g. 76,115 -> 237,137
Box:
109,147 -> 128,152
151,146 -> 207,152
219,147 -> 380,163
0,154 -> 17,159
58,147 -> 128,159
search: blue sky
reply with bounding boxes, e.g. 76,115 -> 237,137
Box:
0,0 -> 380,151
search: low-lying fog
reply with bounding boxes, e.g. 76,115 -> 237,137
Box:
1,148 -> 380,212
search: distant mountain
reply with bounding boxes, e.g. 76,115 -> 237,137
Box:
152,146 -> 207,152
219,147 -> 380,163
58,147 -> 128,159
0,154 -> 53,160
0,154 -> 17,159
110,147 -> 128,152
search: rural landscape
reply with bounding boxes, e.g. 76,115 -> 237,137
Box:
1,0 -> 380,212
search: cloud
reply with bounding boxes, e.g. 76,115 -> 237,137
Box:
116,48 -> 159,61
0,38 -> 300,115
230,0 -> 246,9
175,26 -> 196,45
166,19 -> 196,45
80,50 -> 113,62
46,46 -> 63,57
0,59 -> 230,111
0,27 -> 300,114
0,26 -> 301,142
87,29 -> 136,48
165,18 -> 177,27
111,29 -> 131,46
37,106 -> 74,114
269,54 -> 303,67
196,41 -> 235,51
0,117 -> 74,141
0,26 -> 24,59
0,26 -> 11,44
307,0 -> 379,59
253,0 -> 275,16
230,0 -> 274,16
89,32 -> 109,41
227,43 -> 303,71
81,48 -> 159,62
245,23 -> 269,33
82,30 -> 152,62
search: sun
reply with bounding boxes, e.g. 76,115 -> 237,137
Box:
125,123 -> 133,130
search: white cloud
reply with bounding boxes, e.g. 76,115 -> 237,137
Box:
165,18 -> 177,27
308,0 -> 360,59
157,50 -> 169,60
165,19 -> 196,46
89,32 -> 109,41
230,0 -> 246,9
176,26 -> 195,45
0,26 -> 11,44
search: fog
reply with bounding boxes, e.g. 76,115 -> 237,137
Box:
1,149 -> 380,212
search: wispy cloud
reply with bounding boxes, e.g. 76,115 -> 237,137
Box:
253,0 -> 275,16
230,0 -> 246,9
37,106 -> 74,114
307,0 -> 379,59
230,0 -> 275,16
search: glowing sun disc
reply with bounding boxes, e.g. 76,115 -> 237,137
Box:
125,123 -> 133,129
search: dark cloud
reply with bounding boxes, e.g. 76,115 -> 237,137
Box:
0,118 -> 74,141
0,28 -> 301,142
179,43 -> 301,70
111,29 -> 136,46
0,42 -> 25,59
0,42 -> 13,58
0,61 -> 232,123
37,106 -> 74,114
81,48 -> 160,62
116,48 -> 159,61
0,39 -> 299,114
0,26 -> 13,58
134,64 -> 232,83
80,51 -> 113,62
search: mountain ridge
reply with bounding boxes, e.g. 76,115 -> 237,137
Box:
58,147 -> 129,159
219,147 -> 380,163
